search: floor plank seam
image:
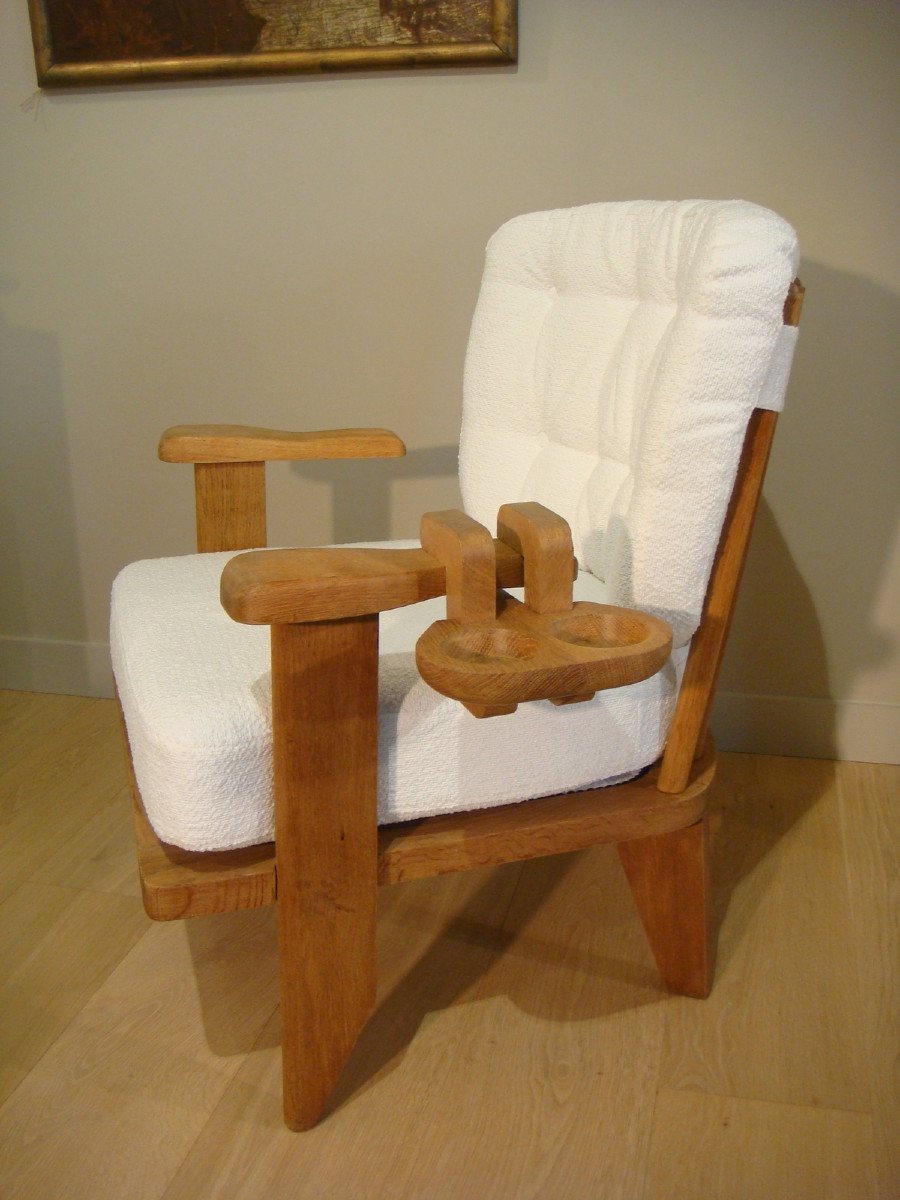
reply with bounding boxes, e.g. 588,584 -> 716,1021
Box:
496,859 -> 528,931
660,1083 -> 874,1119
157,998 -> 284,1200
832,763 -> 898,1188
0,921 -> 157,1119
2,694 -> 894,1198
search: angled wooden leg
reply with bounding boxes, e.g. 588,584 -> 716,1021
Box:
617,816 -> 714,999
271,615 -> 379,1130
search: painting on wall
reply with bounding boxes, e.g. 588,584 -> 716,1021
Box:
27,0 -> 516,87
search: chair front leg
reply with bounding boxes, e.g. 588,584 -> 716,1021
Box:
617,816 -> 714,999
271,615 -> 379,1130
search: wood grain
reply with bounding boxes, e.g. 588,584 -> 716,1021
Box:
416,504 -> 632,716
658,277 -> 803,793
420,509 -> 497,624
784,277 -> 806,327
0,904 -> 279,1200
416,590 -> 672,711
194,460 -> 266,552
496,501 -> 575,614
132,790 -> 277,920
0,690 -> 86,773
378,744 -> 714,883
271,616 -> 379,1130
171,425 -> 406,552
32,796 -> 141,900
836,761 -> 900,1200
658,408 -> 778,793
0,694 -> 892,1198
220,539 -> 531,624
618,816 -> 713,998
660,754 -> 872,1113
645,1088 -> 877,1200
157,863 -> 528,1200
160,424 -> 406,463
0,881 -> 147,1105
0,697 -> 127,905
433,849 -> 669,1200
131,741 -> 713,918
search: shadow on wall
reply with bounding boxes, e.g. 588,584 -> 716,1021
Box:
0,282 -> 86,688
290,443 -> 461,543
716,259 -> 900,759
716,498 -> 835,755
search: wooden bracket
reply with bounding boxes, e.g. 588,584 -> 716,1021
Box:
420,510 -> 498,624
420,510 -> 508,716
497,501 -> 574,614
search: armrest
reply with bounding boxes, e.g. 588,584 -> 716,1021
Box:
221,542 -> 530,625
159,424 -> 406,463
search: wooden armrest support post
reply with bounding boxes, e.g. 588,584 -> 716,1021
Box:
158,424 -> 406,554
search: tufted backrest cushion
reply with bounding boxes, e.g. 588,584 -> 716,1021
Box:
459,200 -> 799,646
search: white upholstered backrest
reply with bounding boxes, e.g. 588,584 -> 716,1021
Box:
459,200 -> 799,646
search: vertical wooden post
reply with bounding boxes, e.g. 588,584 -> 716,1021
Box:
657,409 -> 778,794
420,509 -> 497,624
496,501 -> 575,614
194,460 -> 267,552
271,614 -> 379,1130
658,278 -> 803,794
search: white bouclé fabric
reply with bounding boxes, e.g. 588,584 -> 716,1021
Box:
111,545 -> 687,851
112,200 -> 799,852
459,200 -> 799,645
756,325 -> 799,412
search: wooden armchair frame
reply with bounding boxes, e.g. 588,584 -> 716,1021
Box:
121,281 -> 803,1130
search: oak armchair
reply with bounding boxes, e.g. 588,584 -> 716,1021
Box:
112,200 -> 803,1129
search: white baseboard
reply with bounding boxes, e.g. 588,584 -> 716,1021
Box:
1,636 -> 897,765
0,636 -> 114,700
712,691 -> 899,765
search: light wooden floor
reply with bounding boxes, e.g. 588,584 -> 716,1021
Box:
0,690 -> 896,1200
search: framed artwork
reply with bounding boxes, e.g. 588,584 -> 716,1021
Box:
27,0 -> 517,87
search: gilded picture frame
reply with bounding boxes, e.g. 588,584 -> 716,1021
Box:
27,0 -> 517,87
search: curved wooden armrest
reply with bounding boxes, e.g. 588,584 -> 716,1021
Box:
221,541 -> 530,625
159,425 -> 406,464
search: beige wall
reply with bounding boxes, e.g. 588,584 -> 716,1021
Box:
2,1 -> 898,761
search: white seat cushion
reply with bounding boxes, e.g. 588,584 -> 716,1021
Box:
111,542 -> 687,852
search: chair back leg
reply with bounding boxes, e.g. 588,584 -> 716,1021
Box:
617,816 -> 714,998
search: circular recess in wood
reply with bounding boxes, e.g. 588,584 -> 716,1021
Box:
441,626 -> 540,663
550,609 -> 648,648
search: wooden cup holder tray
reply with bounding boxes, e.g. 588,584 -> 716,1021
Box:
415,504 -> 672,718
